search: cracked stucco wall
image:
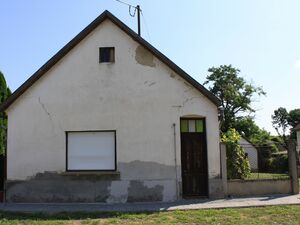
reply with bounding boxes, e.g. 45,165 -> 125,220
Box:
6,19 -> 222,202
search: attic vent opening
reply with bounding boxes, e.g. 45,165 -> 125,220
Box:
99,47 -> 115,63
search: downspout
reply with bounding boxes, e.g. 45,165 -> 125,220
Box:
172,123 -> 179,199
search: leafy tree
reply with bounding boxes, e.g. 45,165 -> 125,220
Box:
203,65 -> 266,132
234,116 -> 260,139
0,71 -> 11,155
271,107 -> 300,144
271,107 -> 289,141
233,116 -> 277,152
221,129 -> 250,179
287,109 -> 300,128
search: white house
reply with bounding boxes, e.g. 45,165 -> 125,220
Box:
0,11 -> 223,203
239,137 -> 258,171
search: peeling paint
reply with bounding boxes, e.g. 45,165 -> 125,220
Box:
209,178 -> 224,199
135,45 -> 155,67
118,160 -> 176,179
183,82 -> 192,87
6,171 -> 177,203
106,181 -> 129,203
6,179 -> 112,203
29,171 -> 120,181
148,82 -> 156,87
170,73 -> 176,78
127,180 -> 163,202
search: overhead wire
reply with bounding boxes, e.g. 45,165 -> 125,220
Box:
129,5 -> 137,17
114,0 -> 135,8
141,11 -> 152,42
113,0 -> 151,41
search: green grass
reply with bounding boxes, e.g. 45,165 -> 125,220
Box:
247,172 -> 290,180
0,205 -> 300,224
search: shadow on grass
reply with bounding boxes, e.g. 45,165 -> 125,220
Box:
0,211 -> 158,221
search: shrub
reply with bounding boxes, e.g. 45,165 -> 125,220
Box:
270,154 -> 288,173
222,129 -> 251,179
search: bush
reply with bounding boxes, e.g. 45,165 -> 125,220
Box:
257,147 -> 288,173
269,154 -> 288,173
222,129 -> 251,179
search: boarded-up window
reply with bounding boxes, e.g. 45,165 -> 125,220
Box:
67,131 -> 116,171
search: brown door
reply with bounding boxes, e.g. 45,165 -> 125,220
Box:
180,118 -> 208,197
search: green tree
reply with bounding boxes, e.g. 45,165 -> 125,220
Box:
0,71 -> 11,155
271,107 -> 289,141
221,129 -> 250,179
234,116 -> 260,139
272,107 -> 300,142
287,109 -> 300,128
203,65 -> 266,132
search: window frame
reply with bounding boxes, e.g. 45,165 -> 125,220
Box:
180,118 -> 206,133
65,130 -> 117,172
99,47 -> 115,63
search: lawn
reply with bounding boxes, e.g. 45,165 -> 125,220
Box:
0,205 -> 300,225
247,172 -> 290,180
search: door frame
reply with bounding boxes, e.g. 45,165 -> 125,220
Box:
180,117 -> 209,198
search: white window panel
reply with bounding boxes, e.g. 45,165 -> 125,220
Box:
188,120 -> 195,132
67,131 -> 115,170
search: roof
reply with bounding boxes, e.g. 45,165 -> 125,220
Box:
239,136 -> 258,149
293,123 -> 300,131
0,10 -> 221,112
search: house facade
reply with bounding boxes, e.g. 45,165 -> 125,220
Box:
1,11 -> 223,203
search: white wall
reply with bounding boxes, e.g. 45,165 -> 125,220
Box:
6,19 -> 220,182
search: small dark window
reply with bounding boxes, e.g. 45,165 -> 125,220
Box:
99,47 -> 115,63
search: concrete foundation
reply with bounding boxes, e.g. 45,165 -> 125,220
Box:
208,178 -> 224,199
5,169 -> 224,203
5,173 -> 177,203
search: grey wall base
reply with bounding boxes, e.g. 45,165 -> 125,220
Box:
6,177 -> 177,203
6,174 -> 224,203
209,178 -> 224,199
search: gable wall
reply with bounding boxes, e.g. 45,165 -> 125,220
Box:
6,20 -> 221,201
240,138 -> 258,170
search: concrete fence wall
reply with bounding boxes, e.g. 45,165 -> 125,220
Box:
227,179 -> 292,197
221,140 -> 299,198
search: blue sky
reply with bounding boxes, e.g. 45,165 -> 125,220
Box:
1,0 -> 300,134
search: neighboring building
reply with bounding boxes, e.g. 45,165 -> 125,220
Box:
0,11 -> 223,203
239,137 -> 258,171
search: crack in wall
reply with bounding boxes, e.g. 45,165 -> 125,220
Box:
38,97 -> 52,120
181,96 -> 203,107
38,97 -> 59,133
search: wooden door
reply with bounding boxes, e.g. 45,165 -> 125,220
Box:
180,119 -> 208,197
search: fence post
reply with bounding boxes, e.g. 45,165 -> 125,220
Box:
288,140 -> 299,195
220,143 -> 227,197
